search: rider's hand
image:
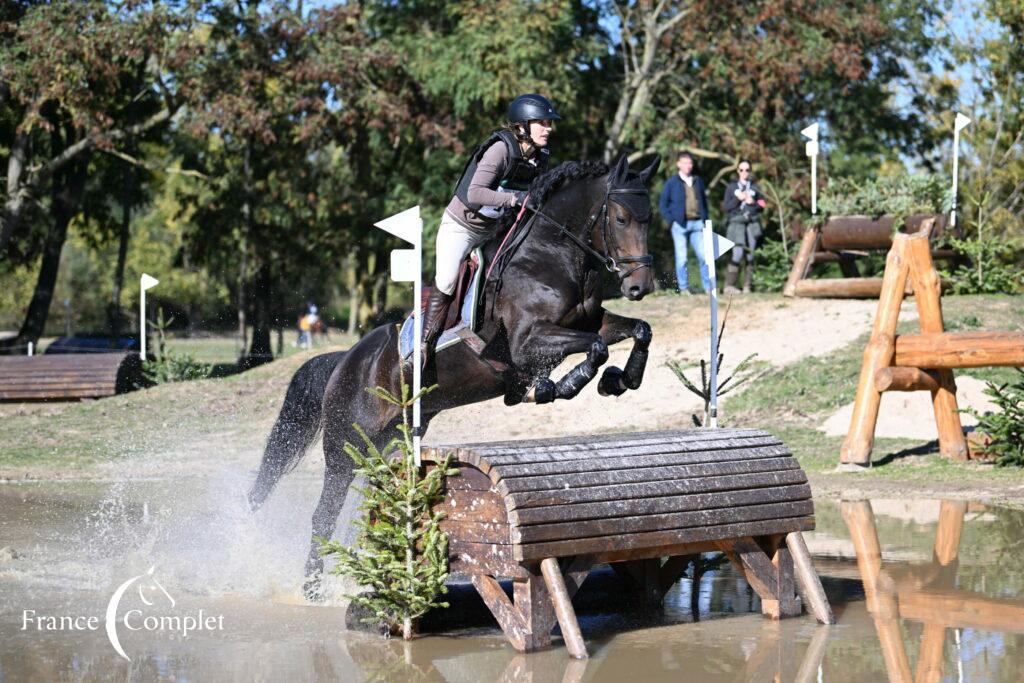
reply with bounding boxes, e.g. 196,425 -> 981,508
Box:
512,190 -> 529,207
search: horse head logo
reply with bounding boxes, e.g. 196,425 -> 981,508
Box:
105,565 -> 174,661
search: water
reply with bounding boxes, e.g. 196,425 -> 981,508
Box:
2,481 -> 1022,682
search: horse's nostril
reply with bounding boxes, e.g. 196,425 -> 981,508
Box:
629,286 -> 641,298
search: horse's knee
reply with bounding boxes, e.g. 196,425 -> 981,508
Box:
632,321 -> 652,349
587,338 -> 609,366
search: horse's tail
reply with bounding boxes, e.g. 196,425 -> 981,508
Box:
247,350 -> 344,511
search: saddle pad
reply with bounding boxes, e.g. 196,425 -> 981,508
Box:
399,248 -> 484,361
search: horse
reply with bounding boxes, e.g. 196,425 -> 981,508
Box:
247,155 -> 661,598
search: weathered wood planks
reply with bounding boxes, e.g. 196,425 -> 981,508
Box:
0,352 -> 144,401
423,428 -> 828,656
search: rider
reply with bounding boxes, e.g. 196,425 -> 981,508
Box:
419,93 -> 562,368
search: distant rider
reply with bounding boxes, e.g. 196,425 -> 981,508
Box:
419,93 -> 561,369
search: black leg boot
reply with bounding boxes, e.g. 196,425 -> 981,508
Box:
420,287 -> 454,373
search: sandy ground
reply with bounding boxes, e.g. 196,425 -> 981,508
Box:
424,296 -> 887,444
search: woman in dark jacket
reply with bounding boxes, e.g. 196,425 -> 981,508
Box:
722,160 -> 764,293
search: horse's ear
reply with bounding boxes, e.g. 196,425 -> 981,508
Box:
638,157 -> 661,186
612,155 -> 629,183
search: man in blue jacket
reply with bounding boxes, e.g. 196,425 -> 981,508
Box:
658,152 -> 710,293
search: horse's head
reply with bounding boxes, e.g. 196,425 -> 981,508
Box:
600,155 -> 660,301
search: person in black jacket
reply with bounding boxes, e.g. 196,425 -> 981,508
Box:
658,152 -> 710,293
722,160 -> 764,293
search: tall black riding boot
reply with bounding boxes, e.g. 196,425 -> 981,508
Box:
723,264 -> 741,294
420,287 -> 454,372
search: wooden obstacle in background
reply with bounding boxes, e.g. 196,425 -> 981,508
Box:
0,352 -> 145,401
424,428 -> 833,659
783,214 -> 953,298
841,499 -> 1024,683
840,223 -> 1024,466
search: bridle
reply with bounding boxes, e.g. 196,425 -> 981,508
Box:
523,181 -> 653,282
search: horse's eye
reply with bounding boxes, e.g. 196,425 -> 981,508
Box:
616,216 -> 626,225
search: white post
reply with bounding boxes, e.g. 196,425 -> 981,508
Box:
802,123 -> 820,215
701,222 -> 735,429
139,273 -> 159,361
27,341 -> 33,356
374,207 -> 424,466
951,112 -> 971,230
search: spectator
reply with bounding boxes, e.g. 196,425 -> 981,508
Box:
722,160 -> 765,293
658,152 -> 710,294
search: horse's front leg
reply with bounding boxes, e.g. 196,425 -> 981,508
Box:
512,322 -> 608,404
595,310 -> 652,397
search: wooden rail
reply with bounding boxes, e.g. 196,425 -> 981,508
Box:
424,428 -> 833,658
0,352 -> 144,401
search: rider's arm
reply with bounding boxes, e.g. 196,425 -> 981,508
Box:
466,143 -> 517,209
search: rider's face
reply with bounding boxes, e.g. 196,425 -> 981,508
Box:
529,119 -> 554,147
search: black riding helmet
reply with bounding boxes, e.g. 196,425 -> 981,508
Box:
507,94 -> 562,125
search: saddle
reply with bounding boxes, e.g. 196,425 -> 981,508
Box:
398,249 -> 488,361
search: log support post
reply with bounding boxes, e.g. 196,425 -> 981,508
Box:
784,227 -> 819,297
786,531 -> 835,624
840,235 -> 911,466
719,536 -> 802,619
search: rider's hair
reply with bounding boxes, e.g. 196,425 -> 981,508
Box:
504,121 -> 531,143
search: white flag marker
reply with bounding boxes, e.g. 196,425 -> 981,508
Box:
702,221 -> 736,429
139,273 -> 159,361
374,206 -> 424,466
801,123 -> 820,215
951,112 -> 971,230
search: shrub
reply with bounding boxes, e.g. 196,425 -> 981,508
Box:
318,378 -> 455,640
967,369 -> 1024,467
941,236 -> 1023,294
808,174 -> 952,229
753,238 -> 792,292
141,308 -> 212,383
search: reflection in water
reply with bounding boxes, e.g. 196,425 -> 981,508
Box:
3,481 -> 1024,681
840,499 -> 1024,683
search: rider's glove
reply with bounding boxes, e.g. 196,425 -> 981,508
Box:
511,190 -> 529,207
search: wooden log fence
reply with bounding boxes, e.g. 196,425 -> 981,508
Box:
840,221 -> 1024,466
424,428 -> 833,658
783,214 -> 952,298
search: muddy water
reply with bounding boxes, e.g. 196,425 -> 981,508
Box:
2,481 -> 1023,682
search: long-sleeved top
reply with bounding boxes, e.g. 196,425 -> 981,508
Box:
723,179 -> 763,217
659,174 -> 709,227
446,142 -> 533,233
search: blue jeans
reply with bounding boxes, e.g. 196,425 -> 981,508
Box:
671,220 -> 710,292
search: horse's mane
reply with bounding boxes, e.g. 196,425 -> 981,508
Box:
491,160 -> 608,236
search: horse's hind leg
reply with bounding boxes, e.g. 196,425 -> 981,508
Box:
595,311 -> 652,397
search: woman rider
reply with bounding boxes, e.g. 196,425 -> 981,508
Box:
419,93 -> 562,368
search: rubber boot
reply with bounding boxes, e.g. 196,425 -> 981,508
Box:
723,264 -> 741,294
420,287 -> 454,372
742,264 -> 754,293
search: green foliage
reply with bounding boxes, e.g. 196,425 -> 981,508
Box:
808,174 -> 952,229
966,369 -> 1024,467
318,376 -> 455,639
141,308 -> 213,384
665,301 -> 762,426
942,236 -> 1024,294
752,238 -> 792,293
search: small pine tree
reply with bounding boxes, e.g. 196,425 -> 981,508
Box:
317,376 -> 456,640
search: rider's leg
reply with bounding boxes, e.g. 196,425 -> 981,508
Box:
425,214 -> 481,367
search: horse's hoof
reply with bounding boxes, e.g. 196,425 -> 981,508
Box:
598,367 -> 627,397
532,378 -> 556,404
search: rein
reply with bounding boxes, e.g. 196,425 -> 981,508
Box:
524,185 -> 653,281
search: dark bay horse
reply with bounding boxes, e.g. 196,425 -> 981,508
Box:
248,155 -> 660,597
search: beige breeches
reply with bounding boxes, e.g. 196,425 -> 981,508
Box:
434,212 -> 491,295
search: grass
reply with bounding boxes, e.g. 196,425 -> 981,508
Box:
722,293 -> 1024,487
0,345 -> 348,474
